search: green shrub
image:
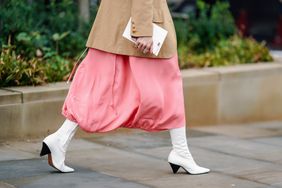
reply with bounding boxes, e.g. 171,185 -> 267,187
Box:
175,0 -> 273,68
0,45 -> 47,86
0,44 -> 73,87
178,35 -> 274,69
0,0 -> 98,59
0,0 -> 36,39
44,54 -> 73,83
0,0 -> 97,86
174,0 -> 236,53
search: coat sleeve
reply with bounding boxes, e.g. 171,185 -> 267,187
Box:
131,0 -> 153,37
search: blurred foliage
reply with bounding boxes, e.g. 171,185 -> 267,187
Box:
174,0 -> 273,68
0,45 -> 47,86
174,0 -> 236,52
0,44 -> 74,87
0,0 -> 98,58
178,35 -> 273,69
0,0 -> 97,86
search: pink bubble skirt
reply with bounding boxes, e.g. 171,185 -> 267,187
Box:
61,48 -> 186,133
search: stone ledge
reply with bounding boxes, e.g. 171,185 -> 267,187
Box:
0,82 -> 69,104
201,62 -> 282,80
181,69 -> 219,85
0,89 -> 22,105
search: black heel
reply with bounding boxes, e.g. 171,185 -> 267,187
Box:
169,162 -> 181,174
40,142 -> 51,157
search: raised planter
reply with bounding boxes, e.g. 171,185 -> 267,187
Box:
1,62 -> 282,139
0,82 -> 69,140
182,62 -> 282,126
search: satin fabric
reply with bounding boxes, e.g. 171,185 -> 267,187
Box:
62,48 -> 186,133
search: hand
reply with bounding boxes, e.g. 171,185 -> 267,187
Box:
132,36 -> 153,54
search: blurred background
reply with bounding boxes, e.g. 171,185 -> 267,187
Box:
169,0 -> 282,49
0,0 -> 279,86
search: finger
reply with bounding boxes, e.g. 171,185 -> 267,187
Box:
144,44 -> 151,54
135,40 -> 140,48
149,45 -> 153,54
143,46 -> 149,54
141,43 -> 147,51
138,43 -> 145,50
147,42 -> 153,54
142,42 -> 149,50
137,42 -> 143,49
135,38 -> 142,48
134,42 -> 138,48
136,38 -> 142,47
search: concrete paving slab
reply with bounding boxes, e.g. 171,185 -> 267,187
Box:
1,121 -> 282,187
0,147 -> 36,162
67,146 -> 173,181
6,138 -> 105,155
188,135 -> 282,164
66,140 -> 281,187
141,172 -> 269,188
252,136 -> 282,147
0,181 -> 16,188
0,142 -> 37,161
192,121 -> 282,139
239,169 -> 282,187
85,129 -> 217,151
249,121 -> 282,133
67,146 -> 265,188
0,159 -> 150,188
134,146 -> 272,174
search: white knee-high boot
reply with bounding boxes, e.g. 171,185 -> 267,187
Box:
40,119 -> 78,173
168,125 -> 210,175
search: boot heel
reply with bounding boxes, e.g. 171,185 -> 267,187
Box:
40,142 -> 51,157
169,162 -> 181,174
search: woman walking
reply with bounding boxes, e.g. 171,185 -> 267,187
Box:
40,0 -> 210,175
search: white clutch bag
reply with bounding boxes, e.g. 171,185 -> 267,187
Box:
122,17 -> 168,56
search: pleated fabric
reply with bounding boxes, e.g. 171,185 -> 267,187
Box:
62,48 -> 186,133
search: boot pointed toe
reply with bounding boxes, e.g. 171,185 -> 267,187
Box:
40,119 -> 78,173
168,149 -> 210,175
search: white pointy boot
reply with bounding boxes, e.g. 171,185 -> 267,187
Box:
168,125 -> 210,175
40,119 -> 78,173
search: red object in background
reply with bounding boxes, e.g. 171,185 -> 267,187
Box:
236,9 -> 249,37
273,15 -> 282,46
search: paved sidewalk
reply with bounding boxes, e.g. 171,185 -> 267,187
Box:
0,121 -> 282,188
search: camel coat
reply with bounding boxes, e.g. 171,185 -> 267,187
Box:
85,0 -> 178,59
